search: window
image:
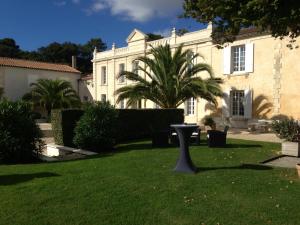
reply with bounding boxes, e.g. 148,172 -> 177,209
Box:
118,63 -> 125,83
185,98 -> 195,115
101,66 -> 107,85
132,61 -> 139,74
101,94 -> 106,102
119,100 -> 125,109
232,45 -> 245,72
230,90 -> 245,116
154,103 -> 160,109
187,51 -> 195,71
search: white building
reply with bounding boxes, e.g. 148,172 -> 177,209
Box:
0,57 -> 81,101
91,24 -> 300,127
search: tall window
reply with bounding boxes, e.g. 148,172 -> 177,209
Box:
232,45 -> 245,72
132,61 -> 139,74
230,90 -> 244,116
186,98 -> 195,115
119,100 -> 125,109
101,94 -> 106,102
187,51 -> 194,71
101,66 -> 107,85
119,63 -> 125,83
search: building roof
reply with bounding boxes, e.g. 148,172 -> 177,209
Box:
80,74 -> 93,81
0,57 -> 81,74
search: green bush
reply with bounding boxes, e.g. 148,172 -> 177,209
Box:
0,100 -> 43,163
73,102 -> 118,152
272,118 -> 300,142
201,115 -> 216,129
51,109 -> 84,147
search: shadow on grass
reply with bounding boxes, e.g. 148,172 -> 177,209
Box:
0,172 -> 60,186
224,143 -> 262,148
197,164 -> 272,173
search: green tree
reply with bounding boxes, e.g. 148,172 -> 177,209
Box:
183,0 -> 300,45
146,33 -> 164,41
0,38 -> 107,74
23,79 -> 81,117
115,44 -> 223,108
0,38 -> 21,58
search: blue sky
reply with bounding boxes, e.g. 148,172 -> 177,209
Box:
0,0 -> 206,51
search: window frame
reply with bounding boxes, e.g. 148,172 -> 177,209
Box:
185,97 -> 195,116
230,90 -> 245,117
101,66 -> 107,85
118,63 -> 125,84
231,45 -> 246,73
101,94 -> 106,102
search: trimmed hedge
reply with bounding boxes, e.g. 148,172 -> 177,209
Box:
51,108 -> 184,147
117,109 -> 184,142
51,109 -> 84,147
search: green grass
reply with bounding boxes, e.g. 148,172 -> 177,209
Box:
0,138 -> 299,225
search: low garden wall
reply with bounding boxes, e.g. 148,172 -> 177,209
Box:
51,108 -> 184,147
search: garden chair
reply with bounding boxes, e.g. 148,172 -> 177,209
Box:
207,126 -> 229,147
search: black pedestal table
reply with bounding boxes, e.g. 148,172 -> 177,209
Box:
171,124 -> 198,173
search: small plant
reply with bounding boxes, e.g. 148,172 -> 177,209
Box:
0,100 -> 44,163
202,115 -> 216,130
73,101 -> 118,152
271,118 -> 300,142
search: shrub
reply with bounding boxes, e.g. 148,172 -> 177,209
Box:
73,102 -> 118,152
271,118 -> 300,142
52,108 -> 184,147
51,109 -> 84,147
201,115 -> 216,129
30,112 -> 42,120
0,100 -> 43,163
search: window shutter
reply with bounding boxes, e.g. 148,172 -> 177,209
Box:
222,90 -> 231,118
223,46 -> 231,75
245,43 -> 254,73
244,89 -> 252,119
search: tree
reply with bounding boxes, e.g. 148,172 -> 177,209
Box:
23,79 -> 81,117
147,33 -> 164,41
0,38 -> 21,58
115,44 -> 223,108
0,38 -> 107,74
183,0 -> 300,45
176,28 -> 189,36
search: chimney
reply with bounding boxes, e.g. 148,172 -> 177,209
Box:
72,55 -> 77,69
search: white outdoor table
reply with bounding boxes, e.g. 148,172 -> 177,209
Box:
171,124 -> 198,173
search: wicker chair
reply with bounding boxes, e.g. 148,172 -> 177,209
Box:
207,126 -> 229,147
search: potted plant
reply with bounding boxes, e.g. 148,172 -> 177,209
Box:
271,118 -> 300,157
202,116 -> 216,130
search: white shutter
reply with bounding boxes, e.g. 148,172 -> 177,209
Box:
223,46 -> 231,75
244,89 -> 252,119
222,90 -> 231,118
245,43 -> 254,73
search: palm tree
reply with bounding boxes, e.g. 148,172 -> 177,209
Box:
115,44 -> 223,108
23,79 -> 81,117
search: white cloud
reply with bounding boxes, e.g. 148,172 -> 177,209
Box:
54,1 -> 67,7
85,1 -> 107,15
85,0 -> 184,22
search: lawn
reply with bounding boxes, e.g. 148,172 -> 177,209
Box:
0,138 -> 299,225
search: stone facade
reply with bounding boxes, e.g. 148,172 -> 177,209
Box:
92,25 -> 300,127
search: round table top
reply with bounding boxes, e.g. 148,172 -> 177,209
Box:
171,124 -> 199,128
